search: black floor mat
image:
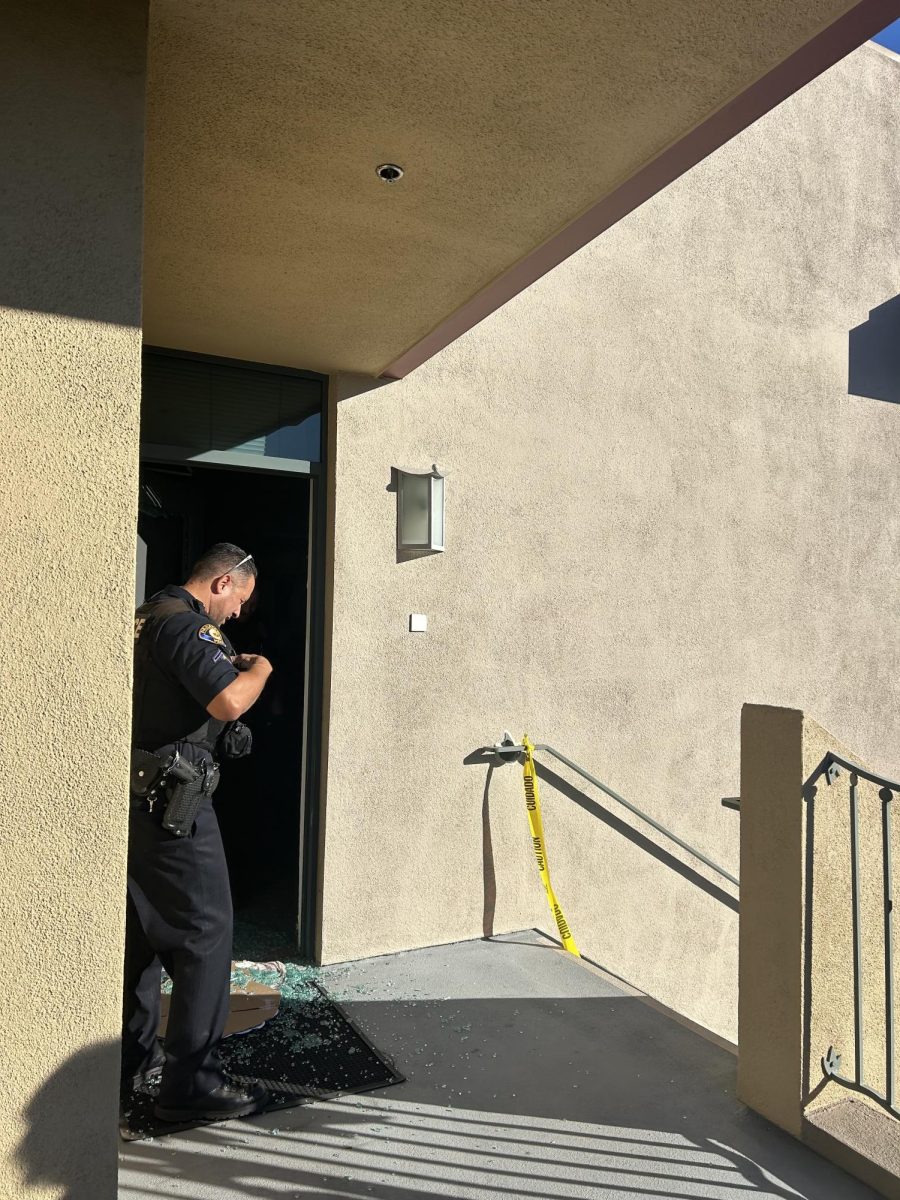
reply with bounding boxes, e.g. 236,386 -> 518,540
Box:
120,981 -> 403,1140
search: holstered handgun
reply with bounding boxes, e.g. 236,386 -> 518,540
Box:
161,754 -> 219,838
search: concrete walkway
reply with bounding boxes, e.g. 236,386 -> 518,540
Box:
118,931 -> 877,1199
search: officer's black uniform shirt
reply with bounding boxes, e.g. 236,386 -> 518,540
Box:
132,585 -> 239,761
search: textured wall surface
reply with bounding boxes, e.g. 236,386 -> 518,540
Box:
0,3 -> 146,1197
322,42 -> 900,1042
142,0 -> 864,375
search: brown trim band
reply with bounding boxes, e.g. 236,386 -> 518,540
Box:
380,0 -> 900,381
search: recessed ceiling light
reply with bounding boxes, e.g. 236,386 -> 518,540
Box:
376,163 -> 404,183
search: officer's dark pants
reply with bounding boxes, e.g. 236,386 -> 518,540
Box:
122,795 -> 232,1104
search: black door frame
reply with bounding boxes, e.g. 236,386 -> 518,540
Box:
140,345 -> 328,960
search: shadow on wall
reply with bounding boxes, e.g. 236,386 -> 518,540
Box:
465,747 -> 739,945
1,0 -> 146,326
17,1038 -> 122,1199
849,295 -> 900,404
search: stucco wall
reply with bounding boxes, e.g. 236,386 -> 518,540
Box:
0,3 -> 146,1197
322,40 -> 900,1043
143,0 -> 870,376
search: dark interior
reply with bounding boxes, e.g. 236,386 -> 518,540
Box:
137,462 -> 310,942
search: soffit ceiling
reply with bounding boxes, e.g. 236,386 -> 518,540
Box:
143,0 -> 886,378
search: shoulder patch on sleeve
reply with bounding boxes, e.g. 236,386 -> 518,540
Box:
198,623 -> 226,646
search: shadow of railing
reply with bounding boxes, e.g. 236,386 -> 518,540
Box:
116,981 -> 872,1200
534,761 -> 739,913
465,742 -> 738,947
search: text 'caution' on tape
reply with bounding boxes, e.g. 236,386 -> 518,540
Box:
522,735 -> 580,957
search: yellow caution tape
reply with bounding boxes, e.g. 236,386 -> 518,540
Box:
522,735 -> 580,957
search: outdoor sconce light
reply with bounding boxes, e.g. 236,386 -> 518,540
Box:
396,465 -> 445,553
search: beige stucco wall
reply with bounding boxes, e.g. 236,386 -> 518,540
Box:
0,3 -> 146,1197
143,0 -> 865,376
322,41 -> 900,1043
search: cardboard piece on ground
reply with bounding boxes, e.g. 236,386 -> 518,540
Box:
158,962 -> 282,1038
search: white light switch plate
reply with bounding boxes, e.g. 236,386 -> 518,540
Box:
409,613 -> 427,633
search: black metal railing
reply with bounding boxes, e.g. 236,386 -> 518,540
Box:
820,752 -> 898,1120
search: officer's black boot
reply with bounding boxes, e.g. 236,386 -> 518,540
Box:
154,1080 -> 269,1122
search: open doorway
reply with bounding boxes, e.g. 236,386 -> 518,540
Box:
137,463 -> 312,948
136,347 -> 328,959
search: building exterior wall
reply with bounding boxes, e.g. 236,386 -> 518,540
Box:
321,42 -> 900,1042
0,3 -> 146,1196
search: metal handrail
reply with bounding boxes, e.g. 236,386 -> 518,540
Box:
821,752 -> 899,1121
488,736 -> 739,889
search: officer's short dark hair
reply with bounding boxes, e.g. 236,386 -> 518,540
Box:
189,543 -> 258,583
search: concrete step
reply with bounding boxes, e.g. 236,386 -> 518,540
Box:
805,1097 -> 900,1199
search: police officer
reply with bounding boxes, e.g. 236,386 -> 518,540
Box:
123,543 -> 273,1122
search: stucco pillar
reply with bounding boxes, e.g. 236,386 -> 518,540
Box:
738,704 -> 807,1136
0,2 -> 147,1197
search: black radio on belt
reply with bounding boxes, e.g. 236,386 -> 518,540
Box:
218,719 -> 252,760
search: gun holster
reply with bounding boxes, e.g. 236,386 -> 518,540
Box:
161,754 -> 219,838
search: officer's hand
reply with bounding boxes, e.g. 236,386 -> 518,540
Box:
233,653 -> 273,675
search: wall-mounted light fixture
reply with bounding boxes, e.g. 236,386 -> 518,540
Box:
396,465 -> 445,553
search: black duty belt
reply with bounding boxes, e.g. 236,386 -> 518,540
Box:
129,748 -> 219,836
